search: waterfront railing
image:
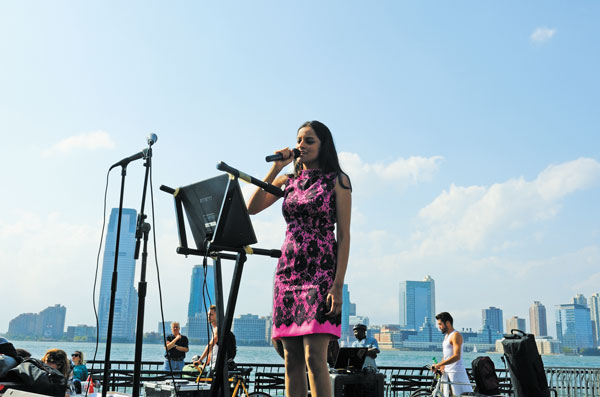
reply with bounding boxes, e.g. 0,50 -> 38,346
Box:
87,360 -> 600,396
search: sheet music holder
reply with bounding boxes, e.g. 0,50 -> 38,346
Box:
178,174 -> 257,250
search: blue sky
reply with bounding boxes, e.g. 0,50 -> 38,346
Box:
1,1 -> 599,337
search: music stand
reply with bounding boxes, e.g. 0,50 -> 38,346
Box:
161,165 -> 280,397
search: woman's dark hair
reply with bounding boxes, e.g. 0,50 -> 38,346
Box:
294,120 -> 351,190
435,312 -> 454,325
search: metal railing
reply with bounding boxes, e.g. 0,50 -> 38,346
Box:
86,360 -> 600,396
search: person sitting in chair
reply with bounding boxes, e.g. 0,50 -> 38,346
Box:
351,324 -> 379,371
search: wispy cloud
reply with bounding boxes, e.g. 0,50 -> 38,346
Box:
414,157 -> 600,255
339,152 -> 443,190
530,27 -> 556,43
43,130 -> 115,157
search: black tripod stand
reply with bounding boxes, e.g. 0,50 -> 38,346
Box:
160,161 -> 282,397
101,135 -> 157,397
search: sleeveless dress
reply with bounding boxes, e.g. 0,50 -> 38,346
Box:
271,169 -> 341,339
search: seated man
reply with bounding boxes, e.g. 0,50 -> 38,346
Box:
351,324 -> 379,371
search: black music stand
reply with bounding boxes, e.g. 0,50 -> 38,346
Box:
161,168 -> 280,397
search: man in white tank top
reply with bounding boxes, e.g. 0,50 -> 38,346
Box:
193,305 -> 219,374
431,312 -> 472,397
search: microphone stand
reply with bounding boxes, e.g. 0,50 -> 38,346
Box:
102,166 -> 128,397
132,148 -> 152,397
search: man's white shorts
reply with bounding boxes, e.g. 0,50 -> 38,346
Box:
441,371 -> 472,396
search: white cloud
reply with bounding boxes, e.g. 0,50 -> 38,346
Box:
530,27 -> 556,43
414,158 -> 600,255
43,130 -> 115,157
339,152 -> 443,192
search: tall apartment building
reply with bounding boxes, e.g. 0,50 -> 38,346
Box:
506,316 -> 526,333
37,304 -> 67,339
482,307 -> 503,334
8,305 -> 66,339
529,301 -> 548,337
98,208 -> 138,342
556,303 -> 594,350
588,293 -> 600,347
399,275 -> 436,330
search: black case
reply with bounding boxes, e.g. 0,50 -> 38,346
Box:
329,372 -> 385,397
501,329 -> 550,397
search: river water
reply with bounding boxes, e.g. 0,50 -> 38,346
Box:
12,341 -> 600,369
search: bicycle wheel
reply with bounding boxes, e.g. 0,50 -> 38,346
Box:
409,390 -> 432,397
248,393 -> 271,397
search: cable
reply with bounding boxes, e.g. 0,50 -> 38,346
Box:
150,162 -> 180,396
88,169 -> 110,397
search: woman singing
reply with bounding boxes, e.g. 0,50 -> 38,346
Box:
248,120 -> 351,397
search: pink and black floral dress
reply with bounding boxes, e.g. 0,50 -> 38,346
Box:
271,168 -> 341,339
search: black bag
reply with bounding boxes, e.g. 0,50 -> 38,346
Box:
5,358 -> 67,396
471,356 -> 500,395
219,330 -> 237,360
501,329 -> 550,397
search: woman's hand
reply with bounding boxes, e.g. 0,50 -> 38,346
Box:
271,147 -> 296,170
326,283 -> 343,317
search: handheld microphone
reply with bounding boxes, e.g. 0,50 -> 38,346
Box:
109,148 -> 149,170
265,148 -> 300,162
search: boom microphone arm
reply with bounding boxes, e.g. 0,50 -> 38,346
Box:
216,161 -> 284,198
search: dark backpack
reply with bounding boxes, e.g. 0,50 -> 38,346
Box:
219,330 -> 237,361
471,356 -> 500,395
5,358 -> 67,396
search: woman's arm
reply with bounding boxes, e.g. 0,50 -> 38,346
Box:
247,148 -> 295,215
326,174 -> 352,316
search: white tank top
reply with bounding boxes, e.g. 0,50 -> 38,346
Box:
210,326 -> 219,369
442,330 -> 466,373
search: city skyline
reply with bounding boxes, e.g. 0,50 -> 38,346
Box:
4,269 -> 600,343
1,2 -> 600,336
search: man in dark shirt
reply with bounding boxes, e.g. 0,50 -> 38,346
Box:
164,322 -> 189,371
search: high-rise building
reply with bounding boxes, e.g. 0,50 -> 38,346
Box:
588,293 -> 600,347
556,303 -> 594,350
188,264 -> 216,319
8,305 -> 66,340
66,325 -> 97,341
233,314 -> 269,345
341,284 -> 356,341
574,294 -> 588,306
98,208 -> 138,342
187,264 -> 216,341
8,313 -> 38,338
529,301 -> 548,337
399,276 -> 436,330
482,307 -> 503,334
506,316 -> 526,333
37,304 -> 66,339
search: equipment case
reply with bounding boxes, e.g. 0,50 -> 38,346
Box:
501,329 -> 550,397
143,380 -> 211,397
329,372 -> 385,397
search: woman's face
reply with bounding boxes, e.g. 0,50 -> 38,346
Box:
72,353 -> 81,364
296,126 -> 321,168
